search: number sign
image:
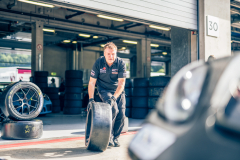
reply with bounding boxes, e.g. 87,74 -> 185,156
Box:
207,15 -> 219,38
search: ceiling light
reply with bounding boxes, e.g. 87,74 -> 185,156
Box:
18,0 -> 54,8
162,52 -> 167,55
231,40 -> 240,43
93,36 -> 98,38
72,41 -> 77,44
63,40 -> 71,43
150,44 -> 159,47
43,28 -> 55,32
123,40 -> 137,44
97,15 -> 124,22
149,25 -> 170,31
79,34 -> 91,37
101,44 -> 105,47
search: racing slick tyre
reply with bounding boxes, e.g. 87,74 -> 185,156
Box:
65,93 -> 82,100
132,97 -> 148,108
65,79 -> 83,87
85,102 -> 112,152
125,108 -> 131,118
65,87 -> 83,94
34,71 -> 48,77
131,108 -> 148,119
63,107 -> 81,114
133,78 -> 149,87
1,120 -> 43,140
44,87 -> 59,93
149,76 -> 170,87
148,87 -> 164,97
64,100 -> 82,108
148,97 -> 159,109
125,79 -> 133,88
0,82 -> 44,121
132,88 -> 148,97
65,70 -> 83,79
34,77 -> 48,83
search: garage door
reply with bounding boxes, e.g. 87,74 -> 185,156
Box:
36,0 -> 197,30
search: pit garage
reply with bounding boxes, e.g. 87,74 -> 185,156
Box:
0,0 -> 238,160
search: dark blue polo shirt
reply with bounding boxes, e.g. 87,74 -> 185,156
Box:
90,56 -> 126,92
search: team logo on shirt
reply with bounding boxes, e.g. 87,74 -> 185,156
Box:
91,70 -> 95,76
112,69 -> 118,74
100,67 -> 106,73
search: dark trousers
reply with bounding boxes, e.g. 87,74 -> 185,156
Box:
98,90 -> 126,139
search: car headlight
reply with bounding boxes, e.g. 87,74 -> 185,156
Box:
157,60 -> 208,122
43,94 -> 50,101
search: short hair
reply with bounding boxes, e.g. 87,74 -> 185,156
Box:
104,42 -> 117,51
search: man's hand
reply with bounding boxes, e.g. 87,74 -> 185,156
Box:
88,98 -> 95,112
106,96 -> 117,107
89,98 -> 95,103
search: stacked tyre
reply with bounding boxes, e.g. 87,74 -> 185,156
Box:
125,79 -> 133,118
0,81 -> 43,140
64,70 -> 83,114
148,76 -> 170,112
45,87 -> 60,113
34,71 -> 48,93
131,78 -> 149,119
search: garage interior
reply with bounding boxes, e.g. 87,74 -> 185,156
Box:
0,0 -> 172,84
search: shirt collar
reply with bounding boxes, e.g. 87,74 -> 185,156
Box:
104,56 -> 117,65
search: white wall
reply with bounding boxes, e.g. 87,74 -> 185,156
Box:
199,0 -> 231,61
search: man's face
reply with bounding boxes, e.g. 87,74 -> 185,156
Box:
104,47 -> 117,66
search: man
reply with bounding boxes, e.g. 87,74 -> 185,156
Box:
88,42 -> 126,147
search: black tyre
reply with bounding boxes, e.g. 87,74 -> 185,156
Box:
63,107 -> 82,114
126,97 -> 131,108
132,88 -> 148,97
35,77 -> 47,83
65,79 -> 83,87
52,106 -> 61,113
125,108 -> 131,118
65,93 -> 82,100
64,100 -> 82,108
65,70 -> 83,79
133,78 -> 149,87
65,87 -> 83,94
125,88 -> 133,97
48,93 -> 59,100
131,108 -> 148,119
44,87 -> 59,93
1,120 -> 43,140
125,79 -> 133,88
148,97 -> 159,109
85,102 -> 112,152
149,76 -> 170,87
34,71 -> 48,77
148,87 -> 164,97
35,83 -> 48,88
0,82 -> 44,121
132,97 -> 148,108
51,99 -> 60,106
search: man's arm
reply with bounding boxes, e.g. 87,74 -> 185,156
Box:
113,78 -> 126,99
88,77 -> 97,99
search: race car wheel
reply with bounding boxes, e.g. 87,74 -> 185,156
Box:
1,120 -> 43,140
0,82 -> 44,121
85,102 -> 112,152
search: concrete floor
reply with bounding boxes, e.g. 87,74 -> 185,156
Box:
0,112 -> 144,160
